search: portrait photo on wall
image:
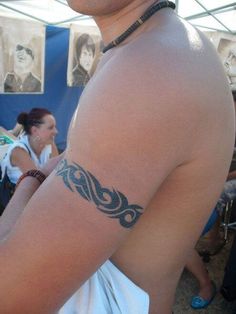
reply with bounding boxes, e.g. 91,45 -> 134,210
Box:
0,17 -> 45,94
67,25 -> 103,87
218,38 -> 236,91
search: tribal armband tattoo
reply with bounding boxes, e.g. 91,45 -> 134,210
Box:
56,159 -> 144,228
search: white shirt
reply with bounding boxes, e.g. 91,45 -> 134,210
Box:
1,134 -> 51,184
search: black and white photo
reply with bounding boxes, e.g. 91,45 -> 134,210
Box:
67,25 -> 102,87
0,17 -> 45,94
218,38 -> 236,91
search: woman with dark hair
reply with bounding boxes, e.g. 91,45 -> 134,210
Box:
1,108 -> 58,189
72,33 -> 96,86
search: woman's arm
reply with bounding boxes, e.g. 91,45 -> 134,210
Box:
0,148 -> 43,238
0,154 -> 64,241
10,147 -> 36,173
0,177 -> 41,241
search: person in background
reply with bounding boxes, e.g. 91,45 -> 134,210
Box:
4,42 -> 41,93
185,209 -> 219,310
1,107 -> 58,187
184,91 -> 236,310
215,94 -> 236,216
185,171 -> 236,310
72,33 -> 95,86
8,122 -> 24,137
0,1 -> 235,313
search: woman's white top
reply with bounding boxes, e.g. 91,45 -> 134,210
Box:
1,134 -> 52,184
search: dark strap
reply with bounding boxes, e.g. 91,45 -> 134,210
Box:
21,142 -> 31,157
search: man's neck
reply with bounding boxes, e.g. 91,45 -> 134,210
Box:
94,0 -> 155,46
14,69 -> 30,81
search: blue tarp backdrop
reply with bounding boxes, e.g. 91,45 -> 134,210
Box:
0,25 -> 83,152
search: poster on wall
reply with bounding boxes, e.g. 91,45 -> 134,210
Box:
217,38 -> 236,91
0,17 -> 45,94
67,25 -> 103,87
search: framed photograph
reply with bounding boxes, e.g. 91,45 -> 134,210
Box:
0,17 -> 45,94
217,38 -> 236,91
67,25 -> 103,87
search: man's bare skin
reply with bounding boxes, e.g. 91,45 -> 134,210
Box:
0,1 -> 235,313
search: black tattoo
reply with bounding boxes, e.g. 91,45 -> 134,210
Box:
56,159 -> 144,228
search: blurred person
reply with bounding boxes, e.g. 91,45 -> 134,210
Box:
4,42 -> 41,93
72,33 -> 95,86
1,107 -> 58,187
186,251 -> 216,310
185,208 -> 219,310
0,1 -> 235,314
8,122 -> 24,138
207,90 -> 236,245
185,91 -> 236,310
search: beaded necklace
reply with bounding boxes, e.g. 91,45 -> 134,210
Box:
102,1 -> 176,53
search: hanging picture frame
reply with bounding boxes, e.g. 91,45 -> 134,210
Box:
0,17 -> 45,94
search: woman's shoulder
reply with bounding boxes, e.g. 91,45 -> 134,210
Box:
9,135 -> 30,155
0,140 -> 28,171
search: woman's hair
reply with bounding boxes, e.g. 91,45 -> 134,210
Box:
17,107 -> 52,134
75,33 -> 95,62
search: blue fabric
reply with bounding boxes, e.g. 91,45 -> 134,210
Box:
0,25 -> 83,152
201,208 -> 219,236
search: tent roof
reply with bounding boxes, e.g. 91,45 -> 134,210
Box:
0,0 -> 96,26
177,0 -> 236,34
0,0 -> 235,33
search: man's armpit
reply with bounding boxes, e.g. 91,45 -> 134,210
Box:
56,159 -> 144,228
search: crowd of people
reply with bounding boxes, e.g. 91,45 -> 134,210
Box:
0,1 -> 236,314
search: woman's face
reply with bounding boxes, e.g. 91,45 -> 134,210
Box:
79,45 -> 94,72
34,115 -> 58,145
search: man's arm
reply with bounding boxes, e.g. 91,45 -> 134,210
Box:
0,154 -> 63,241
0,177 -> 41,241
0,159 -> 148,312
0,53 -> 185,313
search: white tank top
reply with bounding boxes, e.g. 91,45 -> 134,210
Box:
1,134 -> 52,184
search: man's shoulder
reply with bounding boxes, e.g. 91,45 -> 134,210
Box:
26,72 -> 40,83
102,16 -> 217,77
23,72 -> 41,92
84,13 -> 230,120
4,72 -> 16,82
